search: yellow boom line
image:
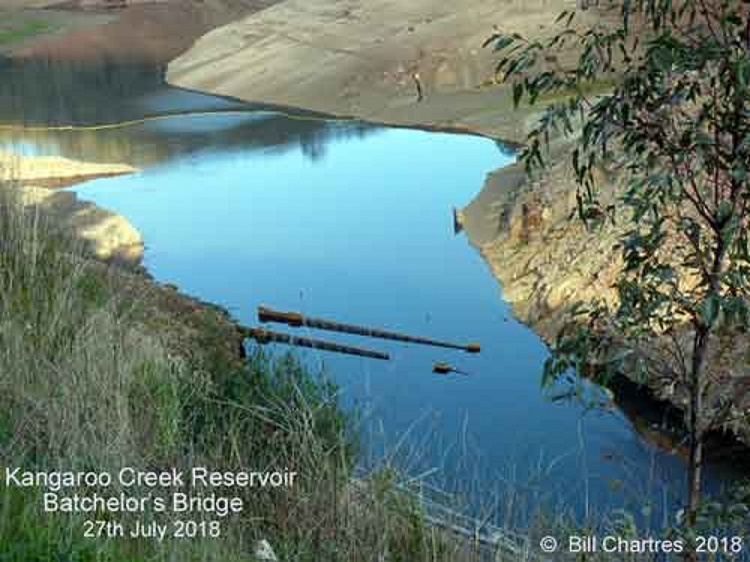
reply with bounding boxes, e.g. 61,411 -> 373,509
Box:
0,108 -> 353,133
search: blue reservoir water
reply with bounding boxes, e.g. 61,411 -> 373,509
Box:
60,111 -> 696,523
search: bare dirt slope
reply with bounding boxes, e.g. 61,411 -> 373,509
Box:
168,0 -> 590,143
3,0 -> 280,63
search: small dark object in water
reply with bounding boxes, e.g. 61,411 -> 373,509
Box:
258,306 -> 481,353
433,362 -> 469,376
452,207 -> 463,234
244,327 -> 390,361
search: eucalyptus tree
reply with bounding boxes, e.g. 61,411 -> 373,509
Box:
486,0 -> 750,533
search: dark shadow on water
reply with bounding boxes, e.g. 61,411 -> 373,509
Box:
609,374 -> 750,482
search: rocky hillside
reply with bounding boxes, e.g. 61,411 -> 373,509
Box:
460,149 -> 750,449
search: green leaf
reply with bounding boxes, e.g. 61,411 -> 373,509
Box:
716,200 -> 733,225
731,165 -> 747,183
700,294 -> 720,327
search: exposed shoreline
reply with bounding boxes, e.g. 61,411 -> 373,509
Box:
0,151 -> 144,264
0,0 -> 283,268
165,0 -> 597,146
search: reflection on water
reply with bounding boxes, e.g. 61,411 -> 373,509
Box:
0,56 -> 379,167
0,57 -> 166,125
0,110 -> 381,168
4,56 -> 736,526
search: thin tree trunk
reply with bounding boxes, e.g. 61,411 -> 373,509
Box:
686,329 -> 708,524
685,225 -> 728,539
686,427 -> 704,527
684,327 -> 709,562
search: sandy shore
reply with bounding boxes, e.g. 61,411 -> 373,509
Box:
0,0 -> 283,268
0,150 -> 135,185
1,151 -> 143,264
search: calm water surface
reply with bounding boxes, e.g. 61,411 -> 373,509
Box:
71,116 -> 693,519
2,57 -> 713,524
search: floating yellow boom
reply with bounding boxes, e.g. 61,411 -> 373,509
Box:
244,327 -> 390,361
258,306 -> 480,353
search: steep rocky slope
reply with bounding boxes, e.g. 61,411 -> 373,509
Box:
460,152 -> 750,448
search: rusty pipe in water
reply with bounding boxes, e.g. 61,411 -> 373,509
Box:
244,327 -> 390,361
258,306 -> 480,353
